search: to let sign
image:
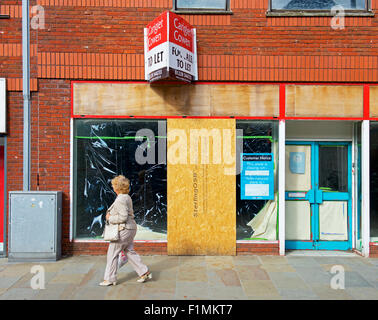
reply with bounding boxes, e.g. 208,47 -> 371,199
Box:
144,11 -> 198,83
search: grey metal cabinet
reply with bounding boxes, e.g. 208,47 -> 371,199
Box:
8,191 -> 62,262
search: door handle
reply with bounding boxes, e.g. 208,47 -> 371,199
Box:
307,188 -> 315,204
315,189 -> 323,204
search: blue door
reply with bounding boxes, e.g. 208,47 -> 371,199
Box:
285,141 -> 352,250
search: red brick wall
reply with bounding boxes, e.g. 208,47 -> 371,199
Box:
1,0 -> 377,84
237,242 -> 279,255
68,242 -> 279,256
370,243 -> 378,257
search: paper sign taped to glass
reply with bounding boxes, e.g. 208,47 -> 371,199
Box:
240,153 -> 274,200
289,152 -> 305,174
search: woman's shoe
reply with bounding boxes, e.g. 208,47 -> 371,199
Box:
99,280 -> 117,286
137,271 -> 152,283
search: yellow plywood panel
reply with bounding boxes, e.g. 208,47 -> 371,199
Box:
73,82 -> 279,117
370,86 -> 378,118
286,85 -> 363,118
167,119 -> 236,255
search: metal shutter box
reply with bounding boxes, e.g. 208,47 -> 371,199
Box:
8,191 -> 62,262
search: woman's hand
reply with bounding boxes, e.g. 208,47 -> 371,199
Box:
106,213 -> 110,221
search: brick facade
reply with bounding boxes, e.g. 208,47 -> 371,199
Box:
1,0 -> 377,256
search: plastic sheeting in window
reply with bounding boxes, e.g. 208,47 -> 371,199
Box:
319,201 -> 348,241
74,119 -> 167,240
236,121 -> 278,240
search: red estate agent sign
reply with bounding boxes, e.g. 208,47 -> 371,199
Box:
144,11 -> 198,83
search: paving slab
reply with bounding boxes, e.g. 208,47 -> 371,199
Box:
344,271 -> 374,288
105,283 -> 143,300
32,284 -> 69,300
0,254 -> 377,300
287,256 -> 320,267
345,287 -> 378,300
269,272 -> 310,290
0,287 -> 38,300
175,281 -> 210,300
294,266 -> 334,285
240,279 -> 279,297
209,285 -> 247,300
234,265 -> 270,281
0,276 -> 23,289
310,284 -> 355,300
277,288 -> 318,300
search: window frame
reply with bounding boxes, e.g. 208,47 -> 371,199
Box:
267,0 -> 374,16
172,0 -> 232,15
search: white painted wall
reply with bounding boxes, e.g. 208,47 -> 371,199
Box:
286,120 -> 354,141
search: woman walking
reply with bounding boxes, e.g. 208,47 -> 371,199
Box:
99,175 -> 152,286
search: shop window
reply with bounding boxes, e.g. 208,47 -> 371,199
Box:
370,123 -> 378,243
73,119 -> 167,240
270,0 -> 368,10
173,0 -> 230,12
236,121 -> 278,241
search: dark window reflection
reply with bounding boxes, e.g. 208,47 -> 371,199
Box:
176,0 -> 227,9
370,124 -> 378,238
272,0 -> 366,10
318,145 -> 348,192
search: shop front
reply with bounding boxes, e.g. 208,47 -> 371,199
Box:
70,81 -> 372,256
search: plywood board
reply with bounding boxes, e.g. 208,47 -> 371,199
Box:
286,85 -> 363,118
210,84 -> 279,117
370,86 -> 378,118
73,82 -> 211,116
73,82 -> 279,117
167,119 -> 236,255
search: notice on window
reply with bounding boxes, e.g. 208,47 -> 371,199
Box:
241,153 -> 274,200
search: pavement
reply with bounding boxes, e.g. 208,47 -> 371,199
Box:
0,251 -> 377,300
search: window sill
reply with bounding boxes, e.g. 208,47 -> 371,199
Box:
0,15 -> 10,19
171,10 -> 233,15
266,10 -> 375,17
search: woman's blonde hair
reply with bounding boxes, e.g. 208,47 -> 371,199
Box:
111,175 -> 130,194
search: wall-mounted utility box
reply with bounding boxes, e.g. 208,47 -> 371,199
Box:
8,191 -> 62,262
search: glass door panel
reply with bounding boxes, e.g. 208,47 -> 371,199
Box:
285,201 -> 311,240
319,201 -> 348,241
285,145 -> 312,191
285,143 -> 314,250
318,145 -> 348,192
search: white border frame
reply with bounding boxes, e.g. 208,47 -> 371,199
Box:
0,78 -> 6,134
70,117 -> 74,242
278,120 -> 286,255
361,120 -> 370,257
